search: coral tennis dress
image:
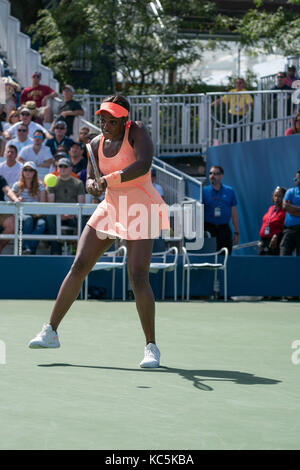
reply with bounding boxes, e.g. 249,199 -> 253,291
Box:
87,121 -> 169,240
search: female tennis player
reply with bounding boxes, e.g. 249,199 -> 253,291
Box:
28,94 -> 169,368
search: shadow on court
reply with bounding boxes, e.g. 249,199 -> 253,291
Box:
38,363 -> 281,392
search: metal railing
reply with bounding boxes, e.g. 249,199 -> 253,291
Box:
73,90 -> 296,157
0,201 -> 96,255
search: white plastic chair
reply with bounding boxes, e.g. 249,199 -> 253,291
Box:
149,246 -> 178,300
182,247 -> 229,301
84,245 -> 127,301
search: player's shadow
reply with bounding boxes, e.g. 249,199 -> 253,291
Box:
38,363 -> 281,392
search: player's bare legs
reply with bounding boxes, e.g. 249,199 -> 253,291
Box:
49,225 -> 114,331
127,239 -> 155,344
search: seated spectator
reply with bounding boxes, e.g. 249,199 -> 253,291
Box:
18,130 -> 54,168
1,76 -> 21,116
78,126 -> 90,159
285,65 -> 298,87
19,72 -> 58,126
280,170 -> 300,256
4,123 -> 33,154
45,157 -> 85,255
11,161 -> 46,254
69,141 -> 87,175
151,168 -> 164,198
2,109 -> 20,132
49,150 -> 78,179
53,84 -> 84,137
3,107 -> 52,140
0,174 -> 21,254
258,186 -> 286,256
0,144 -> 23,188
24,100 -> 44,125
285,113 -> 300,136
45,120 -> 73,156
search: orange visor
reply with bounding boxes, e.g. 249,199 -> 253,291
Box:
95,102 -> 129,118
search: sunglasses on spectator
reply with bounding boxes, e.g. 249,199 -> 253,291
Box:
23,168 -> 35,172
58,165 -> 69,168
18,128 -> 28,132
21,112 -> 30,116
294,177 -> 300,182
209,171 -> 221,175
55,126 -> 65,130
33,135 -> 43,140
277,75 -> 285,79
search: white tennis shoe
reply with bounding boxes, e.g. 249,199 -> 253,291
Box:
28,324 -> 60,349
140,343 -> 160,368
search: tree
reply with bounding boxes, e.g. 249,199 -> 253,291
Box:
28,0 -> 205,94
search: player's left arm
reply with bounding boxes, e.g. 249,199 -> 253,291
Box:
120,121 -> 153,183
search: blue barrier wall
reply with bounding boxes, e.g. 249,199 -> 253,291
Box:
206,135 -> 300,250
0,255 -> 299,299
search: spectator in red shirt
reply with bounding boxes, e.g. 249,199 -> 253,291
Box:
285,113 -> 300,136
258,186 -> 286,255
20,72 -> 58,125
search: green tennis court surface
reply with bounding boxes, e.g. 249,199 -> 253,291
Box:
1,299 -> 299,450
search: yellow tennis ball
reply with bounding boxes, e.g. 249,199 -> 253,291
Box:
44,173 -> 57,187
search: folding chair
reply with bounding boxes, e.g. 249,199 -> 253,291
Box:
149,245 -> 178,300
84,245 -> 127,300
182,247 -> 228,301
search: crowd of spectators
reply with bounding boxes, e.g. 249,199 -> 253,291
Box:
0,70 -> 92,255
0,66 -> 300,257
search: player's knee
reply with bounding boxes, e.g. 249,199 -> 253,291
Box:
128,266 -> 149,290
70,255 -> 88,278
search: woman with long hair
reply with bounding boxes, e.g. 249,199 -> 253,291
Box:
28,94 -> 170,368
12,161 -> 46,254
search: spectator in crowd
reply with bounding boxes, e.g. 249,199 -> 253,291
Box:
0,174 -> 21,254
3,107 -> 52,140
11,161 -> 46,255
69,141 -> 87,176
24,100 -> 43,125
203,165 -> 239,254
1,76 -> 20,116
45,157 -> 85,255
285,65 -> 298,87
211,78 -> 253,142
54,85 -> 84,137
271,72 -> 292,115
5,123 -> 33,154
49,149 -> 78,179
285,113 -> 300,136
18,129 -> 54,168
211,78 -> 253,119
0,144 -> 23,188
280,170 -> 300,256
258,186 -> 286,256
151,168 -> 164,198
2,109 -> 20,132
45,120 -> 73,156
78,125 -> 90,160
20,72 -> 58,126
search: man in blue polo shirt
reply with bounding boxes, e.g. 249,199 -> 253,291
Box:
280,170 -> 300,256
203,165 -> 239,254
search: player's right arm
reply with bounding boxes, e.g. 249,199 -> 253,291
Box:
86,135 -> 105,198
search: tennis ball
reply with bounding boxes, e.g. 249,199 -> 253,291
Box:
44,173 -> 57,187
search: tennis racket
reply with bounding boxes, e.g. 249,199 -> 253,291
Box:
86,143 -> 101,190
